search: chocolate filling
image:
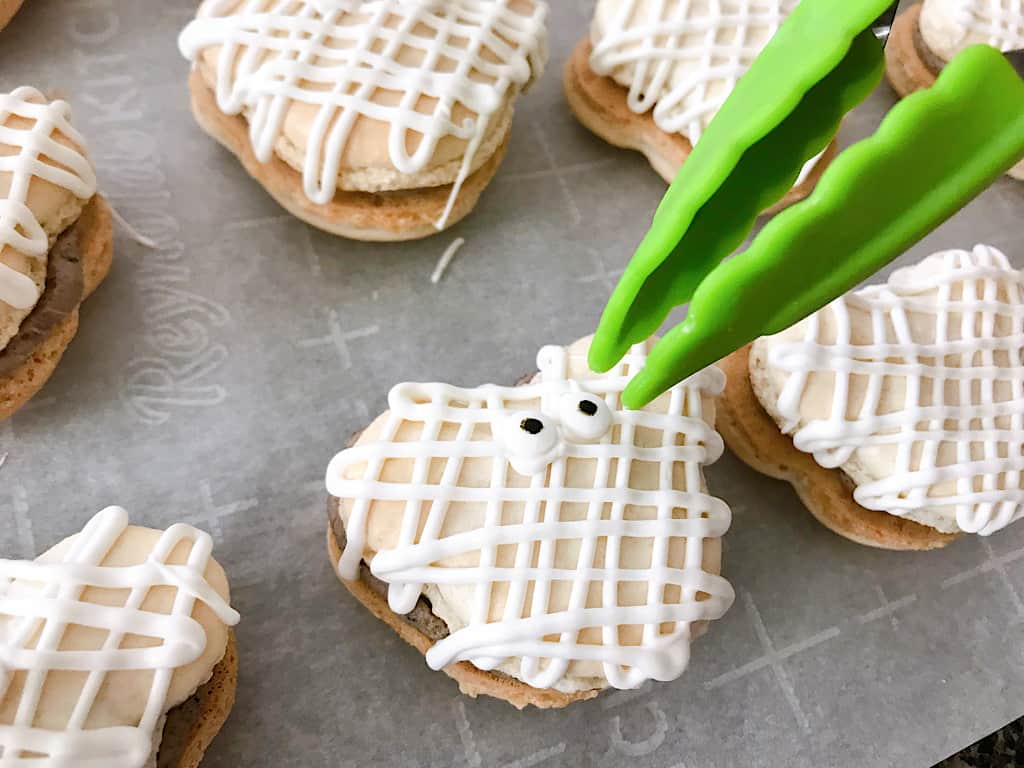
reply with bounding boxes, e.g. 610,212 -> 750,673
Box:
0,220 -> 85,378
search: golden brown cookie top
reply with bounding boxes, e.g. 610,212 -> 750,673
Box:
0,507 -> 239,767
179,0 -> 548,198
0,87 -> 96,351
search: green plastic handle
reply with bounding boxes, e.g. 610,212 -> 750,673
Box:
589,0 -> 893,374
623,45 -> 1024,408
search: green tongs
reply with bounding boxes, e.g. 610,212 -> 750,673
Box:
589,0 -> 1024,408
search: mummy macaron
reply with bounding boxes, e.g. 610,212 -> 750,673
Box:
325,336 -> 734,708
564,0 -> 835,207
886,0 -> 1023,179
717,245 -> 1024,550
0,506 -> 240,768
179,0 -> 548,242
0,87 -> 112,422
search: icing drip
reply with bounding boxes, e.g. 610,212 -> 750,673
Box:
179,0 -> 548,229
0,507 -> 239,768
326,341 -> 734,690
766,245 -> 1024,536
0,87 -> 97,310
589,0 -> 798,145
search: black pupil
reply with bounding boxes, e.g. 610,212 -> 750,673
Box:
578,399 -> 598,416
520,417 -> 544,435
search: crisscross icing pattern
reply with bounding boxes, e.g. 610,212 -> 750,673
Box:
0,507 -> 240,768
0,87 -> 96,311
327,341 -> 734,690
765,245 -> 1024,536
589,0 -> 797,144
179,0 -> 547,228
944,0 -> 1024,50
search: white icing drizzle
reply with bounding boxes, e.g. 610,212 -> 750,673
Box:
179,0 -> 548,230
766,244 -> 1024,536
0,87 -> 97,310
326,341 -> 734,690
589,0 -> 798,145
934,0 -> 1024,52
0,507 -> 239,768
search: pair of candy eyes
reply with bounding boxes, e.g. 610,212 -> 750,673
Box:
503,394 -> 614,455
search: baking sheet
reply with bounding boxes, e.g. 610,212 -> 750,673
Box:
3,1 -> 1024,766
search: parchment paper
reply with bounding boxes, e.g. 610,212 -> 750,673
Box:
2,2 -> 1023,766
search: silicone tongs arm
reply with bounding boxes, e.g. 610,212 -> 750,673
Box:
589,0 -> 1024,409
589,0 -> 896,378
627,47 -> 1024,407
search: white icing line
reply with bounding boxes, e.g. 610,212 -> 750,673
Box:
0,507 -> 239,768
766,244 -> 1024,536
179,0 -> 548,230
430,237 -> 466,284
326,340 -> 734,690
945,0 -> 1024,51
0,87 -> 97,310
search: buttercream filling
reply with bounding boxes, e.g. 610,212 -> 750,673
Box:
913,15 -> 949,75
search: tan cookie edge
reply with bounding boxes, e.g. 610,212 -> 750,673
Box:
0,195 -> 113,421
562,38 -> 837,214
159,630 -> 239,768
884,5 -> 937,98
187,70 -> 508,242
716,344 -> 957,551
326,524 -> 601,709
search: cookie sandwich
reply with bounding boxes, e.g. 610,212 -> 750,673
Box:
0,506 -> 240,768
0,86 -> 112,421
718,245 -> 1024,550
326,336 -> 734,708
886,0 -> 1023,179
564,0 -> 835,205
179,0 -> 548,242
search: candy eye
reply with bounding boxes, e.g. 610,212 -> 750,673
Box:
499,410 -> 562,475
559,393 -> 613,442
